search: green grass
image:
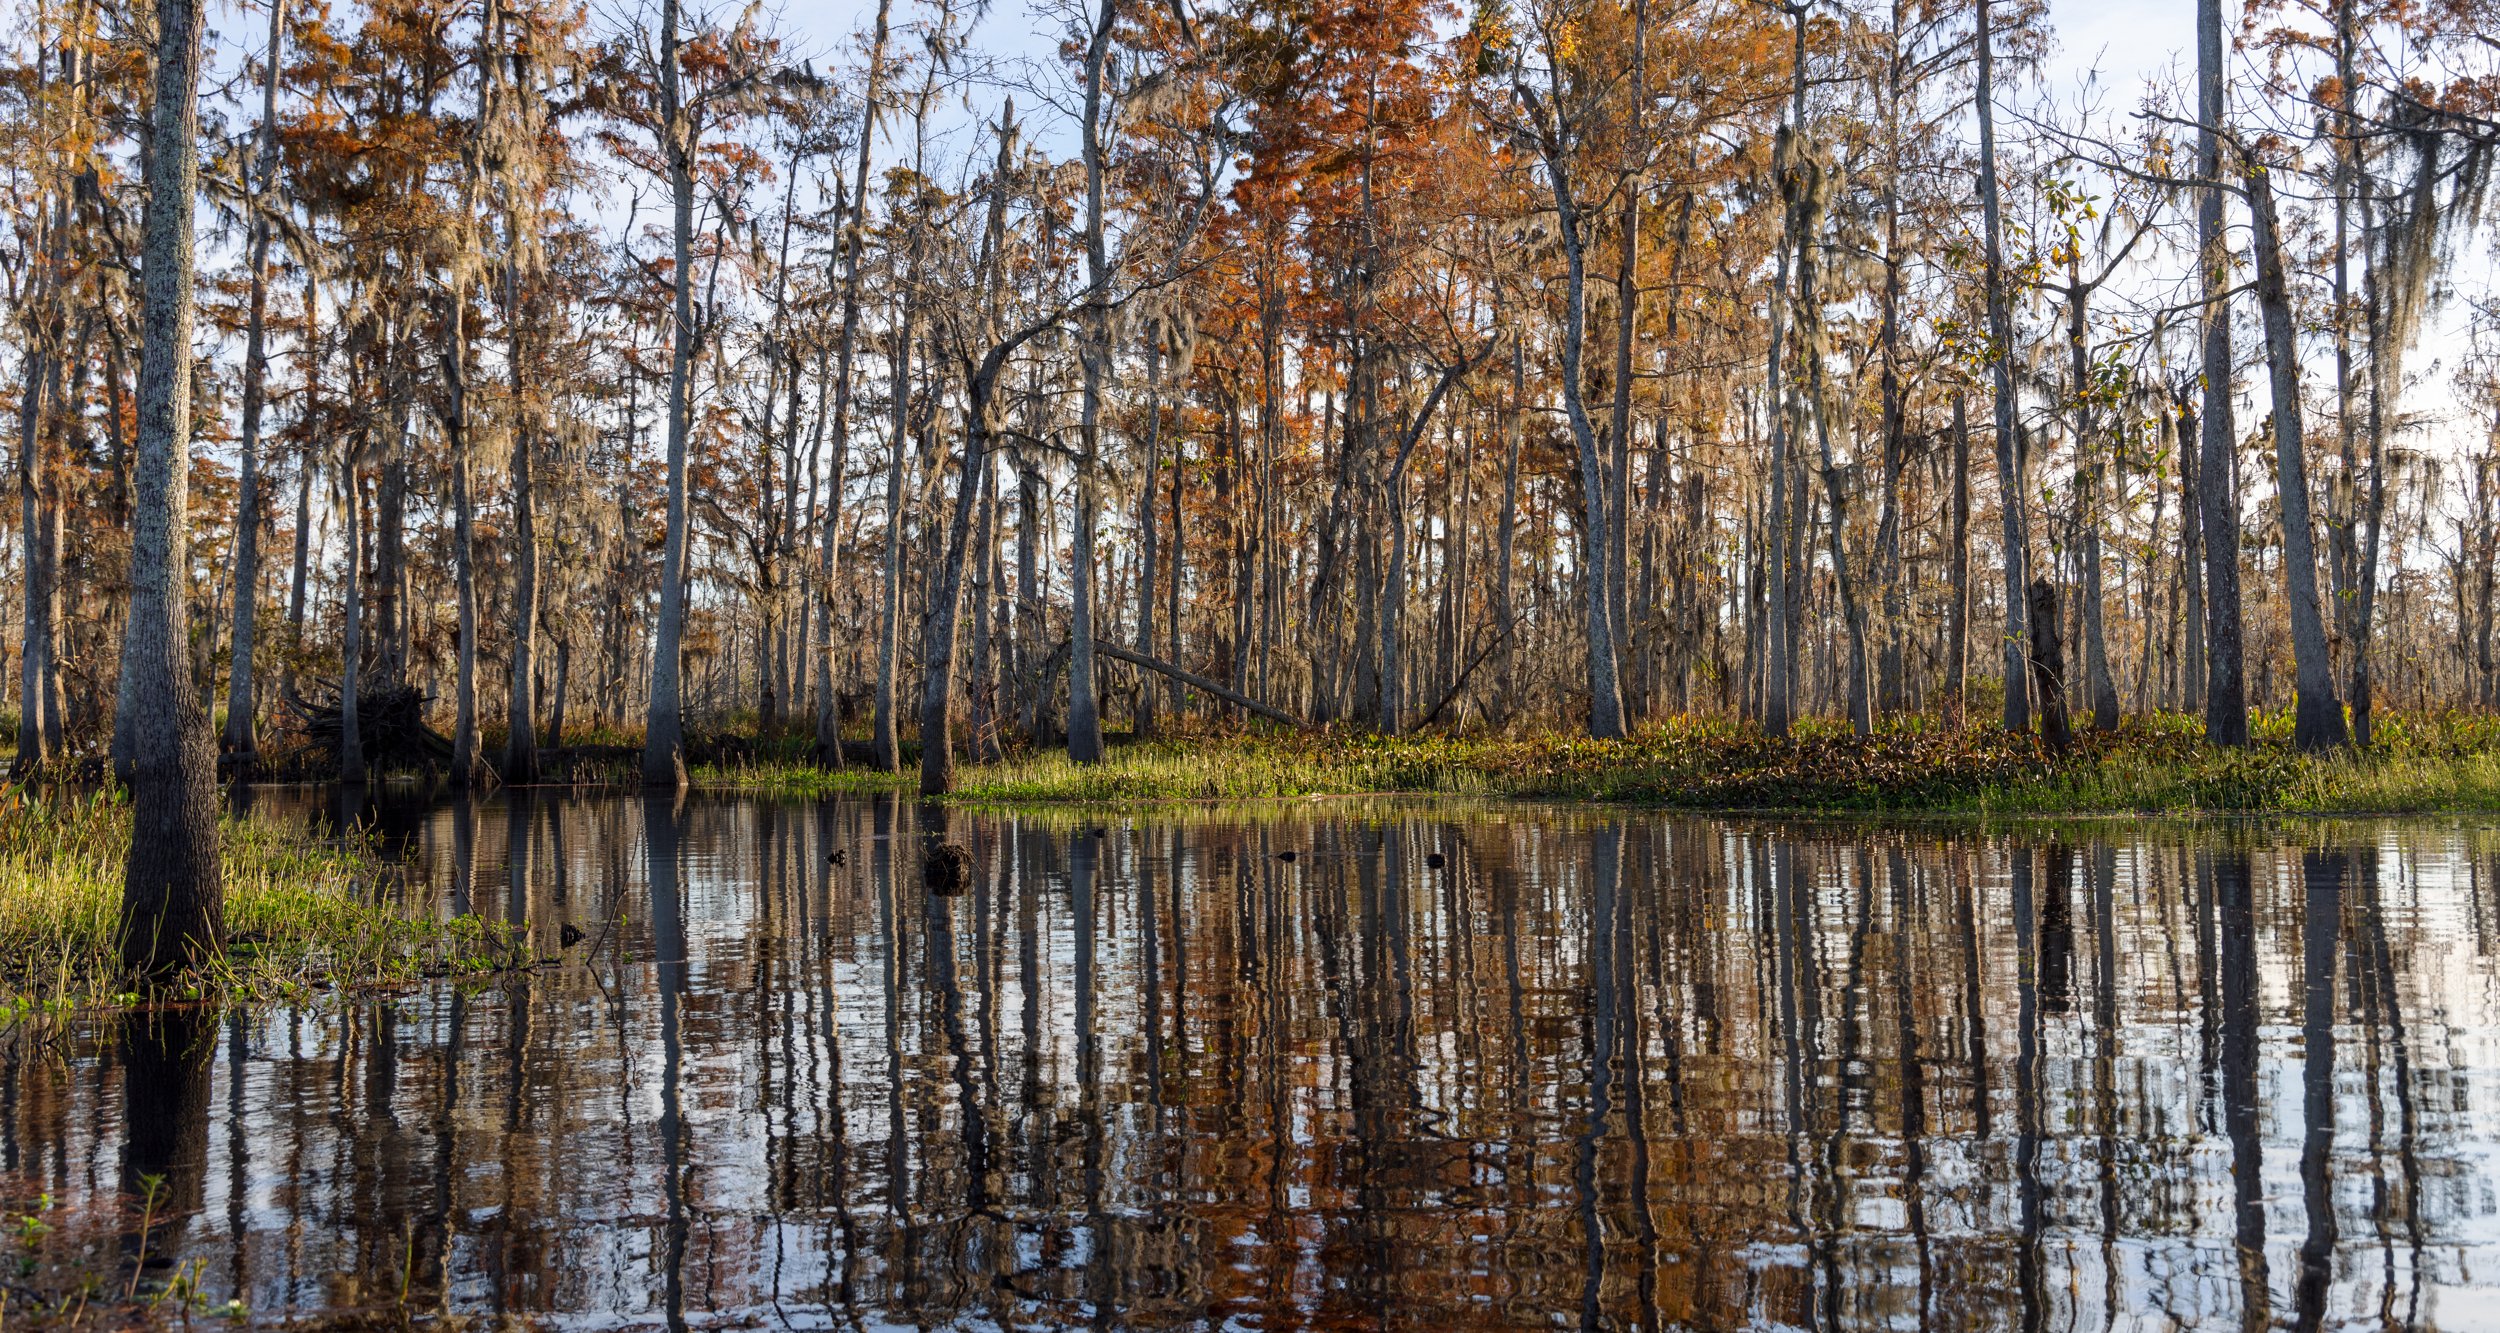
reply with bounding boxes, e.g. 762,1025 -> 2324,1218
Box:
686,709 -> 2500,816
0,787 -> 529,1014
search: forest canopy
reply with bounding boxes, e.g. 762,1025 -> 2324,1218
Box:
7,0 -> 2500,807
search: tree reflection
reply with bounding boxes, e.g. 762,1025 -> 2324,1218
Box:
9,801 -> 2499,1326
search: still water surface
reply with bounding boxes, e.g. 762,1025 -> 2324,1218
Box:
10,791 -> 2500,1329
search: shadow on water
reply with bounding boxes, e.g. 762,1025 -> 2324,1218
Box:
9,793 -> 2500,1327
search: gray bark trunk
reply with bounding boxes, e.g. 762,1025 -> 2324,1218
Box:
1067,0 -> 1115,763
2196,0 -> 2248,745
1945,392 -> 1971,723
814,3 -> 892,764
119,0 -> 223,976
1976,0 -> 2030,734
2244,149 -> 2348,750
640,0 -> 694,789
2065,265 -> 2118,730
223,0 -> 288,763
1520,89 -> 1625,739
1135,342 -> 1164,736
870,289 -> 914,772
505,259 -> 539,782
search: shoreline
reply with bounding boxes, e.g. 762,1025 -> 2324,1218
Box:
189,710 -> 2500,818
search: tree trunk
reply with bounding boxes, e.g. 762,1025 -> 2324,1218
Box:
505,249 -> 539,782
1607,0 -> 1647,721
548,636 -> 570,751
443,291 -> 484,789
340,438 -> 365,781
870,287 -> 914,772
918,402 -> 996,795
1135,341 -> 1164,737
222,0 -> 288,764
1525,115 -> 1626,739
1167,393 -> 1185,722
2244,147 -> 2348,750
918,110 -> 1019,797
284,422 -> 311,703
2026,579 -> 2074,754
1068,0 -> 1116,764
2196,0 -> 2248,746
970,459 -> 1002,762
2351,170 -> 2390,746
1976,0 -> 2030,734
1782,125 -> 1873,738
2176,395 -> 2206,713
119,0 -> 222,977
1945,392 -> 1971,725
640,0 -> 695,790
15,350 -> 51,771
814,0 -> 891,767
2064,264 -> 2118,730
1497,341 -> 1523,716
1016,451 -> 1045,742
1874,10 -> 1910,718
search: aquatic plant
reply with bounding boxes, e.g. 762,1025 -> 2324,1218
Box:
0,786 -> 528,1012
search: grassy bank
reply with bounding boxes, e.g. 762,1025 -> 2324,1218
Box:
689,711 -> 2500,815
0,788 -> 525,1013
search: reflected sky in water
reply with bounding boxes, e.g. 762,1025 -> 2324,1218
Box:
10,791 -> 2500,1329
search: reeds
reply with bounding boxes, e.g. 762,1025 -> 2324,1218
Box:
692,709 -> 2500,815
0,786 -> 524,1013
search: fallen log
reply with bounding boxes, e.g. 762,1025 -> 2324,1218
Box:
1091,643 -> 1305,727
281,679 -> 456,772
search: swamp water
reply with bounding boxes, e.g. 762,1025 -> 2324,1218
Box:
7,791 -> 2500,1329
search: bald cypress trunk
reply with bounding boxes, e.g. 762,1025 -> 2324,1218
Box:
2245,148 -> 2348,750
505,261 -> 539,783
1976,0 -> 2030,734
1068,0 -> 1115,764
223,0 -> 288,765
2196,0 -> 2248,746
2065,261 -> 2118,730
870,286 -> 915,773
14,346 -> 51,772
441,289 -> 483,788
641,0 -> 694,790
119,0 -> 222,977
1944,392 -> 1972,723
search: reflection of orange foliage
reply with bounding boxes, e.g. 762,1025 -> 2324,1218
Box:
1,801 -> 2486,1326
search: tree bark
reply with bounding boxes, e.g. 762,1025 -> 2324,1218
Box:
505,258 -> 539,783
2196,0 -> 2249,746
2064,262 -> 2118,730
442,290 -> 484,788
918,110 -> 1023,797
1976,0 -> 2030,734
1945,392 -> 1971,725
223,0 -> 288,764
1517,76 -> 1625,739
119,0 -> 223,977
503,17 -> 541,784
1782,124 -> 1873,737
871,286 -> 915,772
2351,171 -> 2389,745
2244,146 -> 2348,750
2176,394 -> 2206,713
2026,579 -> 2074,754
14,344 -> 51,771
813,0 -> 891,767
1135,341 -> 1165,737
641,0 -> 695,789
1068,0 -> 1116,764
1606,0 -> 1647,721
